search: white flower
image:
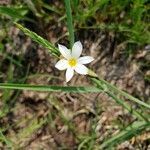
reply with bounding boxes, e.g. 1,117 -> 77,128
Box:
55,41 -> 94,82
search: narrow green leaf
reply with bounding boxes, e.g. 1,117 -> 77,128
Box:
92,77 -> 150,109
0,130 -> 13,148
101,120 -> 150,149
0,6 -> 28,19
17,118 -> 47,141
0,83 -> 102,93
24,0 -> 40,17
106,91 -> 148,121
42,3 -> 61,15
64,0 -> 75,48
14,23 -> 59,57
3,55 -> 22,67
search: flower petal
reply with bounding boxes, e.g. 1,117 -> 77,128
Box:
74,64 -> 88,75
72,41 -> 83,58
58,44 -> 71,59
78,56 -> 94,64
55,59 -> 68,70
66,68 -> 74,82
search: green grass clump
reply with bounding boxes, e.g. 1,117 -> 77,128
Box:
73,0 -> 150,48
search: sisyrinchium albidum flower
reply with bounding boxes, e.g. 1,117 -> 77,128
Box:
55,41 -> 94,82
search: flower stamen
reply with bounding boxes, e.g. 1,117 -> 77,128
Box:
68,58 -> 77,67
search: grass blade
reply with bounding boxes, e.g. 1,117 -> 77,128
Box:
0,130 -> 13,148
14,23 -> 59,57
64,0 -> 74,48
101,120 -> 150,149
92,77 -> 150,109
0,6 -> 28,20
106,91 -> 147,121
42,3 -> 61,15
0,83 -> 102,93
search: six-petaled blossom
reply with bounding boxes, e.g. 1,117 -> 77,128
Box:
55,41 -> 94,82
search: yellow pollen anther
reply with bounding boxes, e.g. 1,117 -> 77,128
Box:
68,58 -> 77,67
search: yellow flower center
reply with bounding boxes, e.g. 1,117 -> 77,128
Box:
68,58 -> 77,67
